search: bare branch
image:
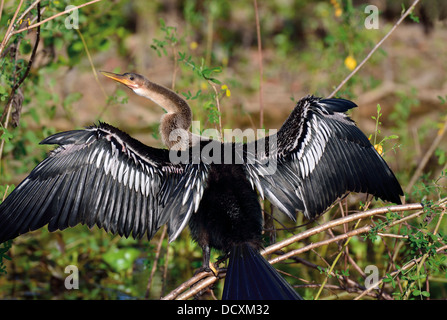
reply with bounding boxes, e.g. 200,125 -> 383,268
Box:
0,0 -> 24,56
354,244 -> 447,300
161,202 -> 433,300
15,0 -> 41,26
262,203 -> 423,259
0,0 -> 5,23
12,0 -> 102,35
145,225 -> 167,299
253,0 -> 264,128
406,115 -> 447,194
0,2 -> 41,163
161,270 -> 218,300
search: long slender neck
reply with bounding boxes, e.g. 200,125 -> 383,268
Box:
135,79 -> 193,150
136,79 -> 192,120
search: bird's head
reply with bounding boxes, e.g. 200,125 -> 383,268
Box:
101,71 -> 146,95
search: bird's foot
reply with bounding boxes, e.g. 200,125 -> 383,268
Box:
194,261 -> 218,277
208,261 -> 218,276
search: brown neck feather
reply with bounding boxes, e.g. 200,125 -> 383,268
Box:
139,79 -> 193,149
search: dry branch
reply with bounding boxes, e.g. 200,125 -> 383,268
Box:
354,244 -> 447,300
12,0 -> 102,35
162,202 -> 441,300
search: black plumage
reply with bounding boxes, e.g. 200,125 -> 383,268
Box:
0,72 -> 403,300
0,123 -> 207,242
222,243 -> 302,300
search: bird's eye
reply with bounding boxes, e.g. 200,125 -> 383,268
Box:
129,75 -> 134,81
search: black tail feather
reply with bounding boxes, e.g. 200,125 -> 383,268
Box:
222,243 -> 302,300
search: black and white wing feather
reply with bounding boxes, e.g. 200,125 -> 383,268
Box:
245,96 -> 403,220
0,122 -> 208,243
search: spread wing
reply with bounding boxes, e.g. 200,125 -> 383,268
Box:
244,96 -> 403,221
0,122 -> 208,243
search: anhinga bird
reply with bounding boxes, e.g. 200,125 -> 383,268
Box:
0,71 -> 403,300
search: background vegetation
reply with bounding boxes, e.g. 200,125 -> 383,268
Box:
0,0 -> 446,300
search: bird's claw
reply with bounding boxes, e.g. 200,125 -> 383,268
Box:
194,261 -> 218,277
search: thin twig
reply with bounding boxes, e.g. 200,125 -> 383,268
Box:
376,233 -> 408,239
1,185 -> 9,202
353,244 -> 447,300
314,218 -> 362,300
0,0 -> 24,56
175,273 -> 221,300
253,0 -> 264,128
12,0 -> 102,35
0,2 -> 41,164
161,270 -> 217,300
0,0 -> 6,23
161,241 -> 170,297
208,82 -> 224,142
1,5 -> 41,120
15,0 -> 41,27
205,5 -> 213,67
262,203 -> 423,258
327,0 -> 421,98
145,225 -> 167,299
75,28 -> 108,100
406,115 -> 447,194
171,46 -> 178,91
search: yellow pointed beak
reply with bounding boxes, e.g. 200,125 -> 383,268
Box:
100,71 -> 137,88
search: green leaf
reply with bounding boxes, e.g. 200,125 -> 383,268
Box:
1,127 -> 13,143
63,92 -> 83,108
103,246 -> 141,272
0,85 -> 8,94
71,40 -> 84,52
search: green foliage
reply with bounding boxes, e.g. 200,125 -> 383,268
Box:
0,240 -> 12,275
369,104 -> 400,156
150,18 -> 179,57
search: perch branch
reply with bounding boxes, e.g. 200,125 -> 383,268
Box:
162,202 -> 428,300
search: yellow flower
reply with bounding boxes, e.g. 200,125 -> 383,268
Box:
344,55 -> 357,71
200,82 -> 208,90
189,41 -> 198,50
374,144 -> 383,156
221,84 -> 231,97
335,7 -> 342,17
331,0 -> 342,17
